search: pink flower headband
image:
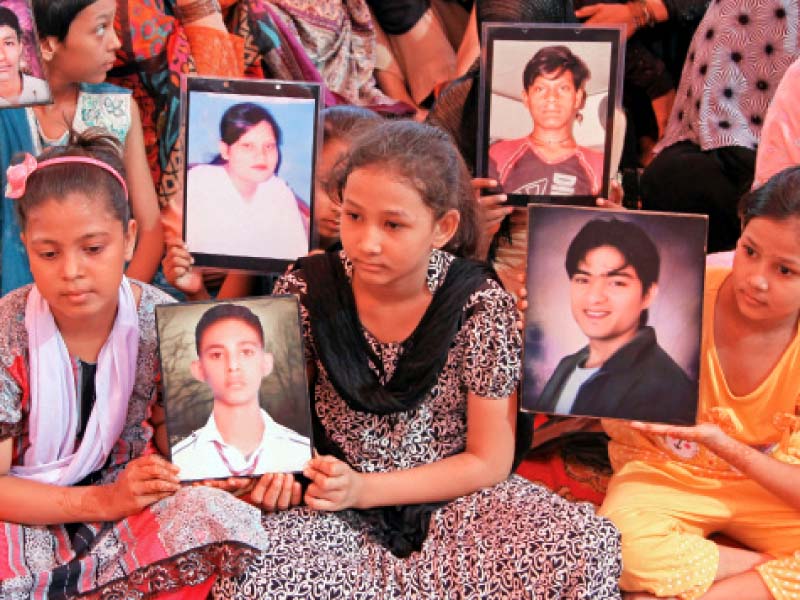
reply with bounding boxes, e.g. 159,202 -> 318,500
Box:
5,153 -> 129,200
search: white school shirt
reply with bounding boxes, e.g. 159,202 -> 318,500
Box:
185,164 -> 309,259
0,75 -> 50,107
171,408 -> 311,481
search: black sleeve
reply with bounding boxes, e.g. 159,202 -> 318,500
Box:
625,41 -> 674,99
662,0 -> 710,24
366,0 -> 430,35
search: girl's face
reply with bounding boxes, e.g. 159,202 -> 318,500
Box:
730,216 -> 800,324
0,25 -> 22,89
340,165 -> 459,291
43,0 -> 120,85
220,121 -> 279,188
314,138 -> 346,244
22,193 -> 136,328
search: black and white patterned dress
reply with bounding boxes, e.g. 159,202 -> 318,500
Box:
656,0 -> 800,153
213,250 -> 622,599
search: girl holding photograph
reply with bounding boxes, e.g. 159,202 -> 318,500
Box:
600,166 -> 800,599
0,5 -> 48,107
0,130 -> 268,598
185,101 -> 309,260
213,120 -> 622,598
0,0 -> 164,295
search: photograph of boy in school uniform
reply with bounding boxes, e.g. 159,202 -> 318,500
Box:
522,206 -> 707,424
157,299 -> 312,481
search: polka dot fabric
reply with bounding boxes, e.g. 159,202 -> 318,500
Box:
657,0 -> 800,152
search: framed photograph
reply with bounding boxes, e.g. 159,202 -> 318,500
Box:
521,205 -> 707,424
0,0 -> 51,109
181,76 -> 320,272
156,296 -> 313,481
477,24 -> 623,206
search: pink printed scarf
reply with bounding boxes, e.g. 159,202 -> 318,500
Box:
11,278 -> 139,485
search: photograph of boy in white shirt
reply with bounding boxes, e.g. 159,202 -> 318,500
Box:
171,303 -> 311,480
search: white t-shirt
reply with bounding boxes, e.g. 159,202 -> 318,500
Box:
553,364 -> 600,415
0,74 -> 50,107
171,408 -> 311,480
185,164 -> 309,259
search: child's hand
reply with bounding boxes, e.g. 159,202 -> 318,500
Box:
248,472 -> 302,512
628,421 -> 724,446
162,239 -> 205,297
595,180 -> 624,209
107,455 -> 180,518
303,455 -> 363,511
515,273 -> 527,331
472,178 -> 513,239
192,476 -> 255,498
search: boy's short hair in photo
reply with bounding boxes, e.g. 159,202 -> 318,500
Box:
522,45 -> 590,92
195,303 -> 266,353
565,217 -> 661,294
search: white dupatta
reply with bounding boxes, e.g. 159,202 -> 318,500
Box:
10,277 -> 139,485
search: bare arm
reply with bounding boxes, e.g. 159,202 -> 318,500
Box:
632,421 -> 800,511
124,101 -> 165,282
305,390 -> 517,510
0,437 -> 179,525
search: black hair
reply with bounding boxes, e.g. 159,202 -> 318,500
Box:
14,128 -> 129,230
565,218 -> 660,327
220,102 -> 281,147
32,0 -> 96,41
0,6 -> 22,39
333,120 -> 481,259
195,303 -> 266,354
321,105 -> 382,144
523,45 -> 590,92
739,165 -> 800,229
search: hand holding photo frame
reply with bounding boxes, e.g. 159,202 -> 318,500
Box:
156,296 -> 313,482
477,24 -> 623,206
521,205 -> 708,424
0,0 -> 51,109
181,76 -> 320,272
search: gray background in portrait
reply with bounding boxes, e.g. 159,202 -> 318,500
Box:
186,91 -> 315,207
522,205 -> 706,402
0,0 -> 49,79
489,39 -> 612,151
157,296 -> 311,447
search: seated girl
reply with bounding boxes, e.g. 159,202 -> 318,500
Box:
0,130 -> 271,598
0,0 -> 164,295
212,120 -> 623,598
600,166 -> 800,599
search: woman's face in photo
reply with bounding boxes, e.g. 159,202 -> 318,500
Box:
522,70 -> 584,133
221,120 -> 279,187
0,25 -> 22,88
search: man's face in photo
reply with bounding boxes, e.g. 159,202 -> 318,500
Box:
191,317 -> 274,408
569,245 -> 656,346
522,69 -> 584,132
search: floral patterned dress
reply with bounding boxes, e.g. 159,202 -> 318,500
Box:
0,283 -> 266,599
213,251 -> 622,599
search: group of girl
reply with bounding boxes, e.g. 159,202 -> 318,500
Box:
1,1 -> 799,599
